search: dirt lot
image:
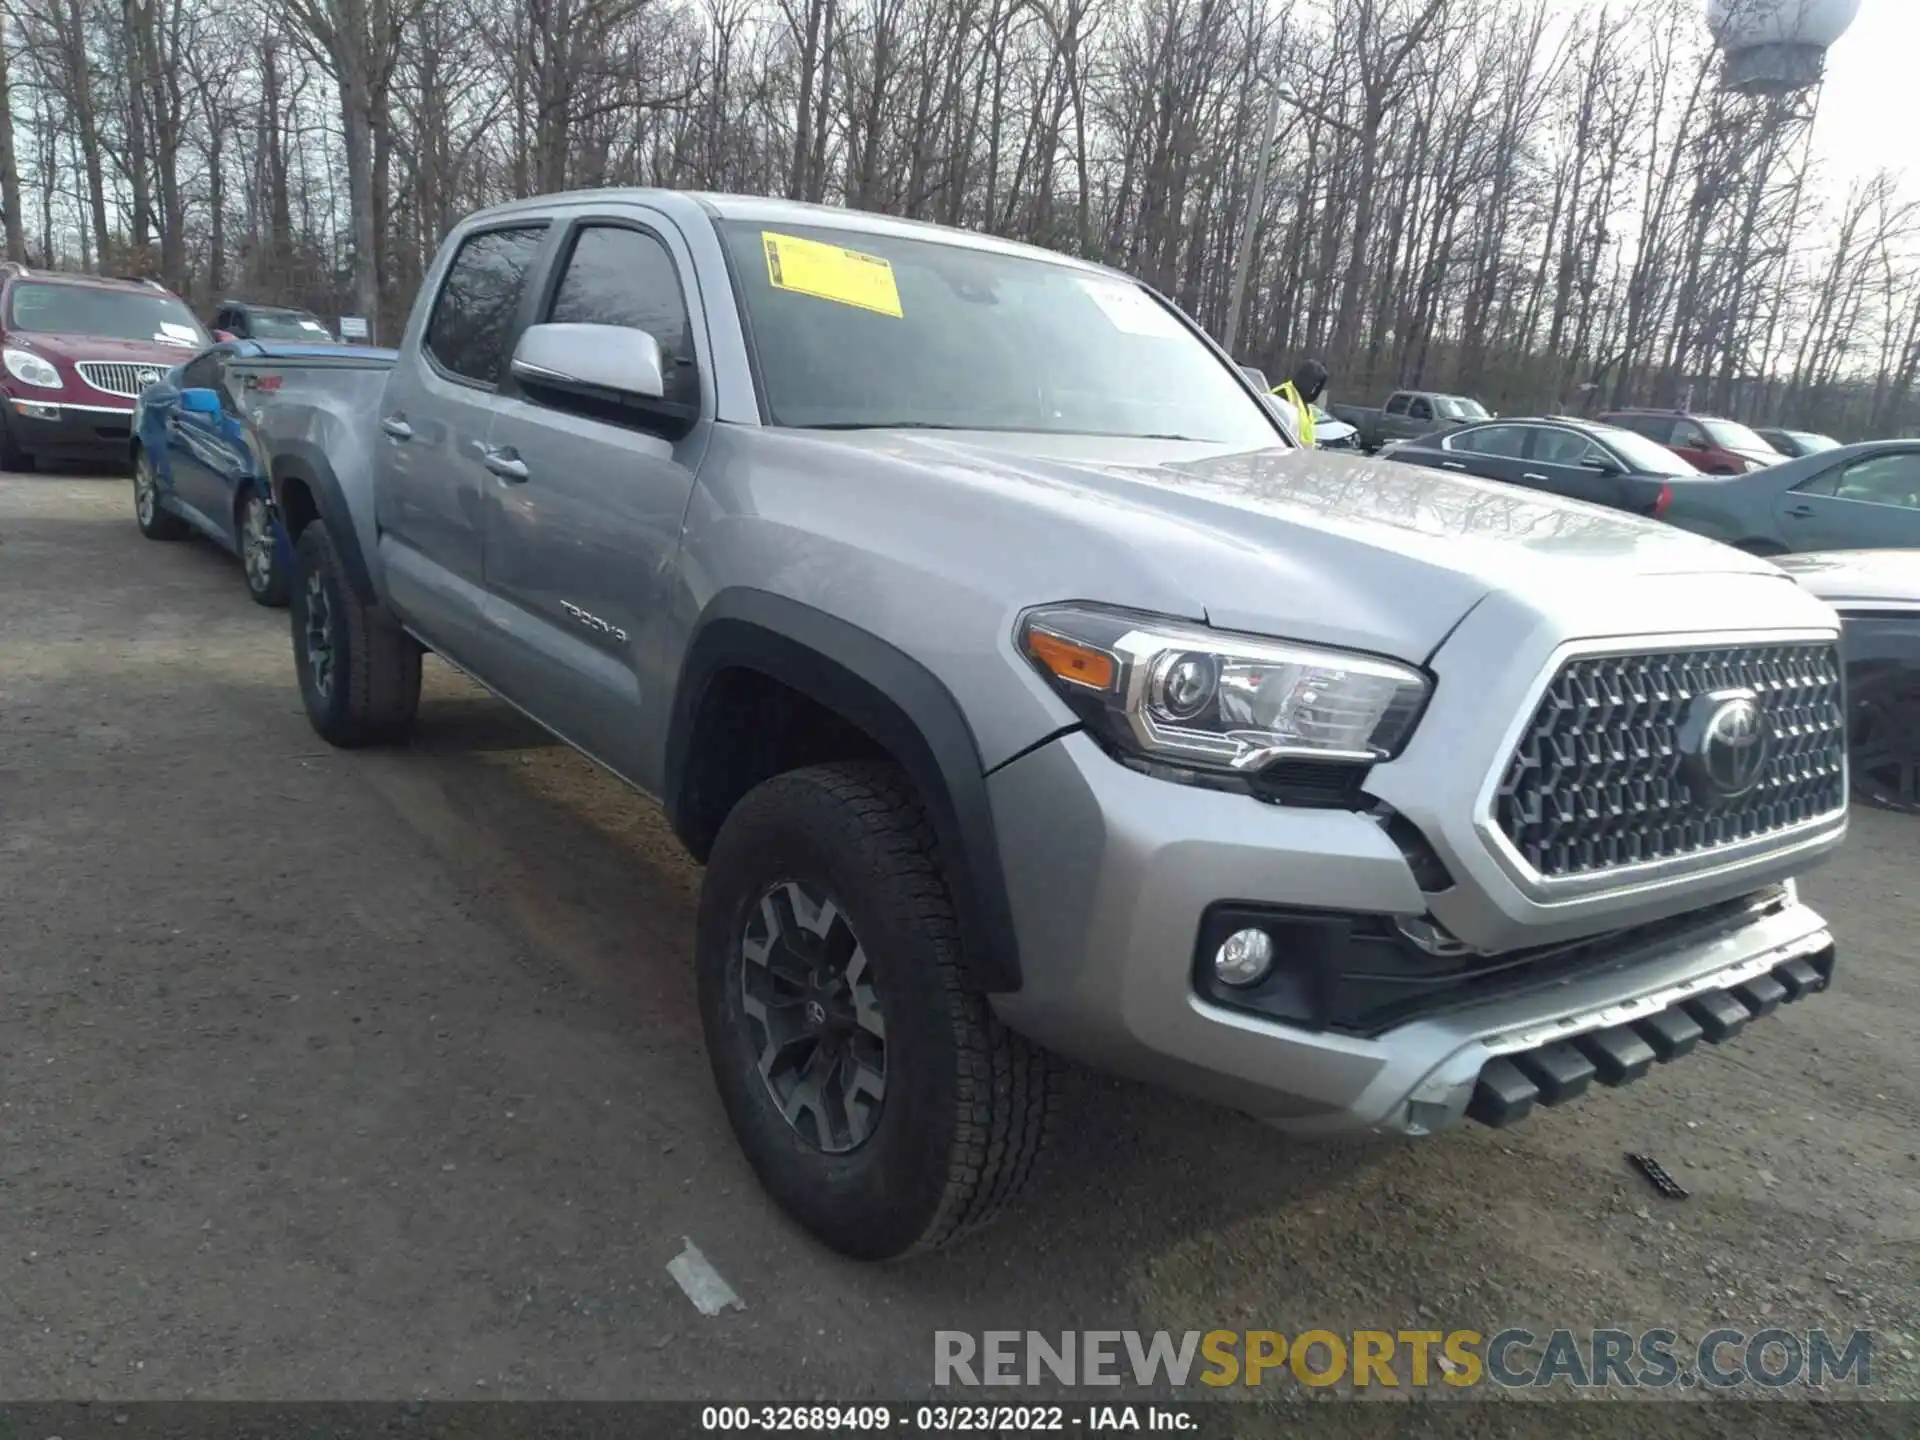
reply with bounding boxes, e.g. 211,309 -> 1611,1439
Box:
3,471 -> 1918,1410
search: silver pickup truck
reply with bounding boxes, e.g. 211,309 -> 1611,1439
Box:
254,190 -> 1848,1261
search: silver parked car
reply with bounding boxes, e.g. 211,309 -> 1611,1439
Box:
244,191 -> 1847,1259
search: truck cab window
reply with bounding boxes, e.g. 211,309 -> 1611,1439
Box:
546,226 -> 696,407
1408,398 -> 1433,422
1385,394 -> 1410,416
425,225 -> 547,385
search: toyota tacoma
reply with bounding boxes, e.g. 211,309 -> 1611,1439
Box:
252,191 -> 1849,1260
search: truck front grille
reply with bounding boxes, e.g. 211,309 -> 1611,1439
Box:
1494,641 -> 1846,880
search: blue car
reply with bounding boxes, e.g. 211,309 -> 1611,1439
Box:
129,340 -> 375,607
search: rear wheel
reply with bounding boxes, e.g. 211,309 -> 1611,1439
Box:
1850,672 -> 1920,814
239,488 -> 289,608
696,762 -> 1059,1260
133,447 -> 187,539
290,520 -> 421,747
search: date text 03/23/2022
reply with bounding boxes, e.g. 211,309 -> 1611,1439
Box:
700,1406 -> 1194,1432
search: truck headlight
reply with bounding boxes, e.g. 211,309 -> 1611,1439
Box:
1018,604 -> 1431,779
3,347 -> 62,390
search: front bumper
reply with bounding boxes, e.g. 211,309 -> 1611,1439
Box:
986,731 -> 1836,1136
4,396 -> 134,458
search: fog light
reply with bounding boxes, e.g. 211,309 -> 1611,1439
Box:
13,400 -> 58,421
1213,927 -> 1274,986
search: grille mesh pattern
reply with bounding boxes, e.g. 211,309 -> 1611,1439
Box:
78,361 -> 165,398
1495,643 -> 1846,879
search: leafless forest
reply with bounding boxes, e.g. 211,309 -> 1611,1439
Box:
0,0 -> 1914,435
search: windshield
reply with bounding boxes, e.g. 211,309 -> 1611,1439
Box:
1789,430 -> 1841,453
719,221 -> 1281,447
1434,397 -> 1490,420
8,282 -> 207,347
249,309 -> 333,342
1590,425 -> 1700,476
1702,419 -> 1772,452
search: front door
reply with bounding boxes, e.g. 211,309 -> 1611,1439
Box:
479,211 -> 710,786
372,222 -> 550,662
1776,450 -> 1920,552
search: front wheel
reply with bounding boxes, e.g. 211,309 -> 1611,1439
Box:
239,488 -> 290,607
133,448 -> 187,539
289,520 -> 422,747
696,762 -> 1059,1260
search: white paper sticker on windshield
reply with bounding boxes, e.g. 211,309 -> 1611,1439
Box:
1076,278 -> 1185,339
157,322 -> 200,344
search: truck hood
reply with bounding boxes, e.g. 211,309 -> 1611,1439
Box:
824,431 -> 1793,663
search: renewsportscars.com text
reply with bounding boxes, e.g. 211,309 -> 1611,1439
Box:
933,1328 -> 1873,1390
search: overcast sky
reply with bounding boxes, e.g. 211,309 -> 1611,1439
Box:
1813,1 -> 1913,193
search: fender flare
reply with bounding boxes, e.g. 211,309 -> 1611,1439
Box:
270,439 -> 376,603
665,589 -> 1024,994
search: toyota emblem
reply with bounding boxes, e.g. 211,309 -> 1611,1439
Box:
1680,688 -> 1771,801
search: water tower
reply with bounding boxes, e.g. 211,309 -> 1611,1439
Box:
1707,0 -> 1861,95
1660,0 -> 1861,413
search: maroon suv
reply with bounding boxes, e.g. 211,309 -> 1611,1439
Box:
1596,408 -> 1783,476
0,263 -> 210,471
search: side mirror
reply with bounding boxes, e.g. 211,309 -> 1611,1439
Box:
510,321 -> 696,437
1239,364 -> 1270,390
1580,457 -> 1622,476
180,386 -> 223,417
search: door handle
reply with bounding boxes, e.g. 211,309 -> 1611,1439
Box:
1522,472 -> 1550,483
1785,504 -> 1815,519
1441,461 -> 1465,470
381,414 -> 413,441
482,446 -> 530,482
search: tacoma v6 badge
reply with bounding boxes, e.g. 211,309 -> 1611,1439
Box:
561,601 -> 628,644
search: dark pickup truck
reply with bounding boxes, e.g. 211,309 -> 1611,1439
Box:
1327,389 -> 1491,452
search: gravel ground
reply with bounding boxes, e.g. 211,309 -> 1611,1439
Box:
2,471 -> 1917,1414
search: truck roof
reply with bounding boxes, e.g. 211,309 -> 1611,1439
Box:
461,189 -> 1118,279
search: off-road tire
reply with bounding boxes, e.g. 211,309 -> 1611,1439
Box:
239,487 -> 291,608
133,447 -> 188,539
290,520 -> 421,747
696,761 -> 1060,1260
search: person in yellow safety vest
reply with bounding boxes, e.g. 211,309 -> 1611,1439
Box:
1271,358 -> 1329,448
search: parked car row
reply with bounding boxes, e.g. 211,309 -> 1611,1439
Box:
0,260 -> 343,475
1383,416 -> 1920,555
97,189 -> 1892,1261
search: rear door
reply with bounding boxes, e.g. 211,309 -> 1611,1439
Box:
1397,395 -> 1435,443
478,208 -> 710,783
1437,423 -> 1534,486
1776,451 -> 1920,551
373,221 -> 550,660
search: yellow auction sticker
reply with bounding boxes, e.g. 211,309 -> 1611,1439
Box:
762,232 -> 904,318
